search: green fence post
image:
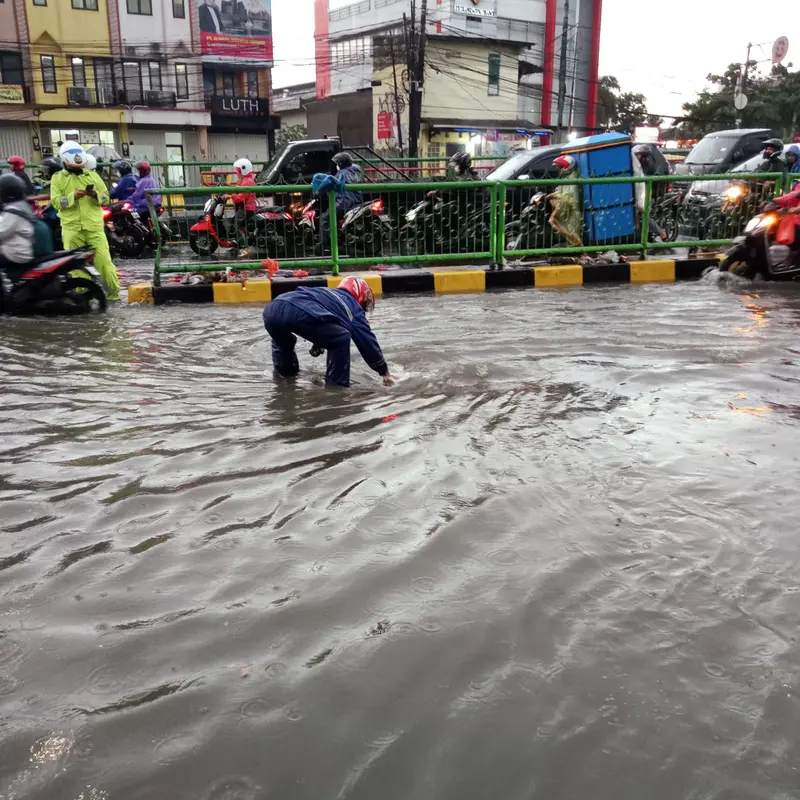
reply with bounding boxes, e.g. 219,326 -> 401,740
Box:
147,190 -> 162,287
328,190 -> 339,276
488,182 -> 499,269
496,183 -> 508,268
640,178 -> 652,260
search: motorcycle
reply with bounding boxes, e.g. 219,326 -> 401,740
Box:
401,190 -> 489,256
0,250 -> 106,315
189,194 -> 296,258
718,206 -> 800,281
300,197 -> 392,257
506,193 -> 563,251
103,202 -> 147,258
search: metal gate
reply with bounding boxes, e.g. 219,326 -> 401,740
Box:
207,135 -> 268,165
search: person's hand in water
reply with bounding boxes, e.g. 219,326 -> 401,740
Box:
383,373 -> 394,386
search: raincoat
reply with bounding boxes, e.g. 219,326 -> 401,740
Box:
262,286 -> 388,387
233,172 -> 257,211
110,173 -> 137,201
334,165 -> 363,215
130,175 -> 161,214
50,168 -> 120,301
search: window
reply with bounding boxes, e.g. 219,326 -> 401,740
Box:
172,0 -> 185,18
94,59 -> 113,93
175,63 -> 188,99
166,133 -> 185,186
127,0 -> 151,14
123,61 -> 143,103
247,71 -> 259,98
149,61 -> 162,91
222,73 -> 234,97
487,53 -> 501,96
33,0 -> 46,5
72,0 -> 98,8
71,57 -> 86,87
40,55 -> 57,93
202,68 -> 215,96
0,52 -> 23,85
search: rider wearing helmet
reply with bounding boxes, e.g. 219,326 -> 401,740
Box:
262,275 -> 392,388
110,160 -> 137,201
632,144 -> 669,241
232,157 -> 257,259
0,174 -> 36,274
449,150 -> 479,180
785,144 -> 800,175
85,153 -> 97,172
318,151 -> 363,253
7,155 -> 34,195
128,160 -> 162,215
548,154 -> 583,247
50,141 -> 120,301
762,138 -> 787,173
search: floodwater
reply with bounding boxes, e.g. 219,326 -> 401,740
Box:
2,280 -> 800,800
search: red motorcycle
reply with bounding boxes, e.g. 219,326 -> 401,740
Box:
188,194 -> 294,257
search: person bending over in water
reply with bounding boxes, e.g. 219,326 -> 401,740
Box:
262,276 -> 393,388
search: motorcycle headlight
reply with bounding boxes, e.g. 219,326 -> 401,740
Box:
203,199 -> 214,213
722,185 -> 746,201
745,213 -> 779,233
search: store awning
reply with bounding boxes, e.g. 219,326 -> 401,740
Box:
425,118 -> 551,136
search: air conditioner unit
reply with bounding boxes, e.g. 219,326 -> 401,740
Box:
146,90 -> 176,107
68,87 -> 92,107
118,89 -> 144,105
96,87 -> 116,106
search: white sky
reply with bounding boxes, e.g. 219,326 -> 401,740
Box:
272,0 -> 797,120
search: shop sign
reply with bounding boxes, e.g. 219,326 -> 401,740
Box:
211,96 -> 268,117
0,85 -> 25,104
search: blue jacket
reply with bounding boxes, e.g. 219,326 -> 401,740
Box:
110,173 -> 137,201
335,165 -> 363,215
130,175 -> 162,213
279,287 -> 388,375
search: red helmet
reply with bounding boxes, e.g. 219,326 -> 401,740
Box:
136,160 -> 151,176
8,155 -> 25,171
338,276 -> 375,312
553,155 -> 576,172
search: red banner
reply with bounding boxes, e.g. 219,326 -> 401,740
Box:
377,111 -> 392,140
200,32 -> 273,61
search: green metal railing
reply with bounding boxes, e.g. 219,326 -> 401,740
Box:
137,170 -> 786,287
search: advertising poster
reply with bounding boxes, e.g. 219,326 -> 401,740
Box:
197,0 -> 273,61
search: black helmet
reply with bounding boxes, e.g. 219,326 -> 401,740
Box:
0,173 -> 26,205
763,138 -> 784,155
114,160 -> 133,176
332,151 -> 353,170
40,157 -> 62,178
449,151 -> 472,172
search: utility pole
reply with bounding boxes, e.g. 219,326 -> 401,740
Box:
415,0 -> 428,155
556,0 -> 570,142
735,42 -> 752,129
389,36 -> 404,154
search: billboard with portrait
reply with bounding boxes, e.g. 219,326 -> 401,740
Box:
197,0 -> 273,62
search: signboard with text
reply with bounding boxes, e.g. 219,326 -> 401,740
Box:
377,111 -> 392,140
0,85 -> 25,104
210,96 -> 269,117
454,0 -> 496,17
198,0 -> 273,61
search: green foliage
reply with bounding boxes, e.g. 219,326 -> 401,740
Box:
275,124 -> 308,148
597,76 -> 662,134
678,62 -> 800,139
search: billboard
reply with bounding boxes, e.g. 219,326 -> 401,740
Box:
197,0 -> 273,62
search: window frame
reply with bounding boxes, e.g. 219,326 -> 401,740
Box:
127,0 -> 152,15
149,61 -> 162,91
487,52 -> 501,96
172,0 -> 185,18
71,56 -> 86,87
32,0 -> 47,5
222,73 -> 235,98
175,63 -> 189,100
122,60 -> 143,103
40,55 -> 57,93
247,71 -> 259,98
72,0 -> 98,9
0,51 -> 23,85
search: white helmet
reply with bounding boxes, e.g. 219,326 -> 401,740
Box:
85,153 -> 97,171
60,142 -> 87,169
234,157 -> 253,176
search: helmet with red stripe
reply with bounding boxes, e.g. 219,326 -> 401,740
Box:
338,276 -> 375,312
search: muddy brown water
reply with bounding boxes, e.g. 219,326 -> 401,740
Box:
2,280 -> 800,800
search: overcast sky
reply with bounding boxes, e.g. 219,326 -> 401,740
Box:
272,0 -> 797,120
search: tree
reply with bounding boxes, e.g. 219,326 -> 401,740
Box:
275,124 -> 307,148
678,62 -> 800,139
596,76 -> 662,133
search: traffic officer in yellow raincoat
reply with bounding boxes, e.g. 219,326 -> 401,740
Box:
50,142 -> 120,301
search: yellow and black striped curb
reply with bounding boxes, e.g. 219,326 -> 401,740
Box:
128,257 -> 722,306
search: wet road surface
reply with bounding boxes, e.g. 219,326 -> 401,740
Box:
2,279 -> 800,799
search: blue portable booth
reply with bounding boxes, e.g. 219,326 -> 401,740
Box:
561,132 -> 636,245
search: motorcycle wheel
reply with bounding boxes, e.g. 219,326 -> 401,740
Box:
113,228 -> 146,258
189,231 -> 218,257
718,245 -> 747,273
61,277 -> 107,314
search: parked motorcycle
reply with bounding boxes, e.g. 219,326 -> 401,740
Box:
718,207 -> 800,281
0,250 -> 106,315
189,194 -> 296,257
299,197 -> 391,256
401,191 -> 490,255
506,193 -> 563,251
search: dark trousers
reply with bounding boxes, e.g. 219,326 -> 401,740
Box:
235,209 -> 256,250
319,209 -> 342,253
263,299 -> 353,387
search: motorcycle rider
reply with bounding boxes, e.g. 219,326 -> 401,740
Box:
262,276 -> 393,388
129,161 -> 162,216
449,151 -> 479,180
632,144 -> 669,242
7,156 -> 34,196
762,139 -> 787,173
549,155 -> 583,247
50,141 -> 120,301
232,157 -> 257,259
110,161 -> 137,201
319,152 -> 362,253
0,174 -> 35,279
786,145 -> 800,174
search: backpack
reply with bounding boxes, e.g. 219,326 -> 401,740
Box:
4,207 -> 54,257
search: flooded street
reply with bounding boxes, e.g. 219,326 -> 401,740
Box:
3,281 -> 800,800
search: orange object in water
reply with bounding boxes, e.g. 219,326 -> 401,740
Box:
383,414 -> 398,422
292,269 -> 309,278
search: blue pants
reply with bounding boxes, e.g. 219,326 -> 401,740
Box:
263,299 -> 352,387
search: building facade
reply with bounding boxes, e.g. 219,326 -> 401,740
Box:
314,0 -> 603,152
0,0 -> 277,176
